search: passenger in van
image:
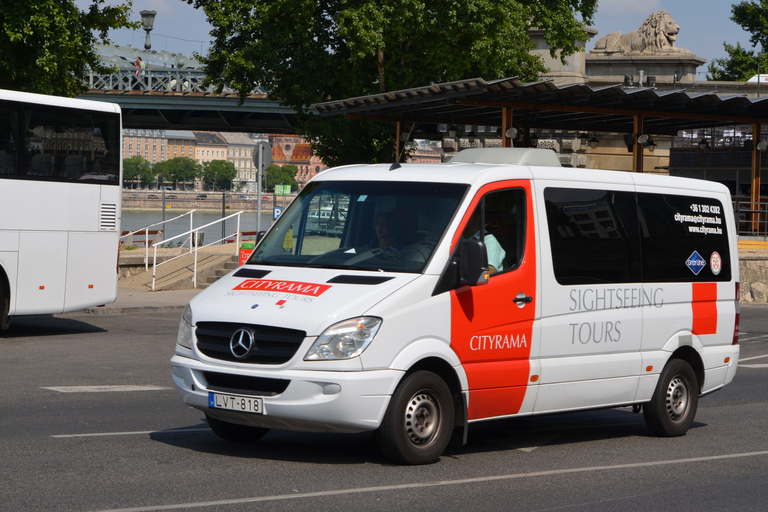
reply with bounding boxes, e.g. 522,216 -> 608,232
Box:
463,209 -> 506,274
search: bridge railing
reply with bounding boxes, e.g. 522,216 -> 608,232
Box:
85,69 -> 262,95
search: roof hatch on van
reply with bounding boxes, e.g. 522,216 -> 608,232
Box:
450,148 -> 561,167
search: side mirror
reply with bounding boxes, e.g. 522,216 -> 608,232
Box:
458,238 -> 489,286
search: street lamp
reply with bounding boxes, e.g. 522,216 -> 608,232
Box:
140,10 -> 157,50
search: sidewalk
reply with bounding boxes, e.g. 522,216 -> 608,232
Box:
60,286 -> 201,317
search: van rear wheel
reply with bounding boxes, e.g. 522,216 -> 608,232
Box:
644,359 -> 698,437
205,414 -> 269,442
378,370 -> 454,465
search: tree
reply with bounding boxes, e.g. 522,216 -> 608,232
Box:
731,1 -> 768,52
122,155 -> 154,188
708,2 -> 768,81
186,0 -> 597,165
202,159 -> 237,191
707,42 -> 768,81
152,157 -> 202,189
0,0 -> 138,96
264,164 -> 298,193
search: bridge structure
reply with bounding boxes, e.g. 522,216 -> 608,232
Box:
79,44 -> 299,133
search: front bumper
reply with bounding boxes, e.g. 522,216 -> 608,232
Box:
171,355 -> 403,433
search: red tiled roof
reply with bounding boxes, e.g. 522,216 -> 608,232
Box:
291,144 -> 312,162
272,144 -> 286,162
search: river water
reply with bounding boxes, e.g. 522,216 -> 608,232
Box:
122,208 -> 277,245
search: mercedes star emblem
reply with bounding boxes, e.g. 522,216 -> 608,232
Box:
229,328 -> 255,359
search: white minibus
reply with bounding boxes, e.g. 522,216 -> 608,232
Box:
171,148 -> 739,464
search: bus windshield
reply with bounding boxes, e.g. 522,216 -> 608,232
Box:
248,180 -> 468,273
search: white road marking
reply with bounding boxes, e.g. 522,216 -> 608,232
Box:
52,428 -> 210,439
92,450 -> 768,512
740,364 -> 768,369
42,385 -> 170,393
739,353 -> 768,362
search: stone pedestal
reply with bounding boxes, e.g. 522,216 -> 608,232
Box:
586,51 -> 707,86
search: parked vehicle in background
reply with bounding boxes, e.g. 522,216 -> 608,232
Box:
171,148 -> 740,465
0,88 -> 122,330
196,194 -> 208,200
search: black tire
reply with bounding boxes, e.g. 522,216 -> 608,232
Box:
378,370 -> 454,465
205,414 -> 269,443
644,359 -> 699,437
0,278 -> 10,331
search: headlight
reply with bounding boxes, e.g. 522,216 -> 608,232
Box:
176,305 -> 193,349
304,317 -> 382,360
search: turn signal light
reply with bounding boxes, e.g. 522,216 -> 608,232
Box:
39,286 -> 45,290
724,357 -> 730,363
530,375 -> 539,382
646,366 -> 653,372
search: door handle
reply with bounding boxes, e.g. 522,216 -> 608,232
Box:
513,292 -> 532,307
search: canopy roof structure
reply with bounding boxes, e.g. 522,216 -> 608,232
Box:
314,77 -> 768,228
313,77 -> 768,135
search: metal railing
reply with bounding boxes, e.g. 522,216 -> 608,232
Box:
120,210 -> 196,271
150,211 -> 243,291
733,199 -> 768,238
85,68 -> 264,95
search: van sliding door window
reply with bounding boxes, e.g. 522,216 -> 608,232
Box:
544,188 -> 641,285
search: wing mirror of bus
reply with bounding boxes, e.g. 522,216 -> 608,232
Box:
458,238 -> 490,287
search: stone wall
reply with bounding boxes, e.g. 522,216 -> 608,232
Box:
740,254 -> 768,303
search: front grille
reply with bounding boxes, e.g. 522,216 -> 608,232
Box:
195,322 -> 306,364
203,371 -> 289,396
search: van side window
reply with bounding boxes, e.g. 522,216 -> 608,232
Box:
545,188 -> 641,285
462,188 -> 526,275
637,193 -> 731,281
545,187 -> 731,284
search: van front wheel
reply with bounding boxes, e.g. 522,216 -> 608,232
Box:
378,371 -> 454,465
644,359 -> 699,437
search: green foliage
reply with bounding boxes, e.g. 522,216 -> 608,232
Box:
202,159 -> 237,191
186,0 -> 597,164
708,42 -> 768,81
0,0 -> 138,96
264,163 -> 298,192
153,157 -> 202,187
122,155 -> 154,187
731,1 -> 768,53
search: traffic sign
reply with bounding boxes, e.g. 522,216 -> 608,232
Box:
253,142 -> 272,171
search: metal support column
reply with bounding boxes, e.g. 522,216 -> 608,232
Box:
752,123 -> 762,233
501,107 -> 513,148
632,115 -> 644,173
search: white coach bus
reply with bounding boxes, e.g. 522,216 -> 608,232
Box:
0,89 -> 122,330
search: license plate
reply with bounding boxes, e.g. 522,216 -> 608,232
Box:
208,392 -> 264,414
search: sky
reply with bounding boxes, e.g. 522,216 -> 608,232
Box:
84,0 -> 754,80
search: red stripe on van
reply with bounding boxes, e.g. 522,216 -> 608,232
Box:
691,282 -> 718,335
450,180 -> 536,421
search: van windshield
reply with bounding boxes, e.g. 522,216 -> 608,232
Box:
248,180 -> 468,273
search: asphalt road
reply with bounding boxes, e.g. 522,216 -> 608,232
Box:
1,305 -> 767,512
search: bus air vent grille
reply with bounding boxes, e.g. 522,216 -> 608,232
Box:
100,203 -> 117,231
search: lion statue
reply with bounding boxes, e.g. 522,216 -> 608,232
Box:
593,10 -> 681,54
